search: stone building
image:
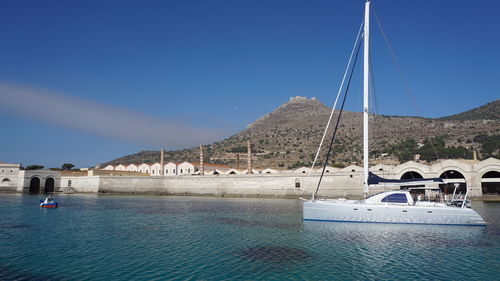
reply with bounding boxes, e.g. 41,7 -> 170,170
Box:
0,162 -> 21,191
102,164 -> 115,170
2,157 -> 497,197
18,169 -> 61,193
115,164 -> 127,171
164,162 -> 177,176
126,164 -> 138,172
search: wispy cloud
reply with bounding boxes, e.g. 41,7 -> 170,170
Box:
0,83 -> 227,148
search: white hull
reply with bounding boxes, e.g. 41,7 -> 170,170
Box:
303,200 -> 486,226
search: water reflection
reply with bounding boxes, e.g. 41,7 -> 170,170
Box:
0,264 -> 64,281
304,221 -> 489,247
209,217 -> 301,230
4,224 -> 36,229
237,245 -> 313,263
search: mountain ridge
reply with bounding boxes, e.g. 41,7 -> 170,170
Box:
100,98 -> 500,169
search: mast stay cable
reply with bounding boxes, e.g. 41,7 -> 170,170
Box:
308,22 -> 364,183
372,7 -> 448,179
313,38 -> 363,200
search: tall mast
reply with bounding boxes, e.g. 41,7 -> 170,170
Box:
363,1 -> 370,197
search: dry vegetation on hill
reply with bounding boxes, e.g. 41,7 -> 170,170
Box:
101,99 -> 500,169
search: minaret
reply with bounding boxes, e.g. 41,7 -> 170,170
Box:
247,140 -> 252,174
199,145 -> 205,175
160,149 -> 165,176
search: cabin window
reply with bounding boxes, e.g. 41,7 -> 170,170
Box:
381,193 -> 408,203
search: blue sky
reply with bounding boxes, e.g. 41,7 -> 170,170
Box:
0,0 -> 498,168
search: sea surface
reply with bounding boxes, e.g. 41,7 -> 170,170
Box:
0,194 -> 498,281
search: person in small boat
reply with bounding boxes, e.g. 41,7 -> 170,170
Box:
43,194 -> 53,204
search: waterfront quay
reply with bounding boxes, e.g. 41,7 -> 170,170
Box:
2,158 -> 499,198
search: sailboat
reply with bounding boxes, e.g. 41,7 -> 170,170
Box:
303,1 -> 486,226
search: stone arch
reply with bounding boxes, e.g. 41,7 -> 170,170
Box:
396,161 -> 429,174
400,171 -> 424,180
29,177 -> 41,193
0,178 -> 11,187
481,171 -> 500,195
433,165 -> 470,181
44,177 -> 55,193
439,170 -> 466,179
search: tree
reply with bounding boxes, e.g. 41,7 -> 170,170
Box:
61,163 -> 75,170
26,165 -> 44,170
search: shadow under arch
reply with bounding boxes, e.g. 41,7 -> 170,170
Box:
29,177 -> 41,193
44,177 -> 55,193
400,171 -> 424,180
481,171 -> 500,195
439,170 -> 467,194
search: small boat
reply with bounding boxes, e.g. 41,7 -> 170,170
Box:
303,1 -> 486,226
40,196 -> 58,208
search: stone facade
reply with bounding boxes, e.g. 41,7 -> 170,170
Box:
1,158 -> 499,197
0,163 -> 21,192
164,162 -> 177,176
17,170 -> 61,193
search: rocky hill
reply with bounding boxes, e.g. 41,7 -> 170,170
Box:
100,97 -> 500,169
438,100 -> 500,121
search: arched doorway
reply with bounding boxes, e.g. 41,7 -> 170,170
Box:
29,177 -> 41,193
400,171 -> 423,180
481,171 -> 500,195
1,178 -> 11,187
44,178 -> 55,193
439,170 -> 467,194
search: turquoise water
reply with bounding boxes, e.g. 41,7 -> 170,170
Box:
0,194 -> 498,281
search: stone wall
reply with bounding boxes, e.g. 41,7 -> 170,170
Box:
59,176 -> 100,193
63,172 -> 366,198
4,158 -> 497,197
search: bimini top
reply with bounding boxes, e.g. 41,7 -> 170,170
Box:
368,172 -> 443,186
